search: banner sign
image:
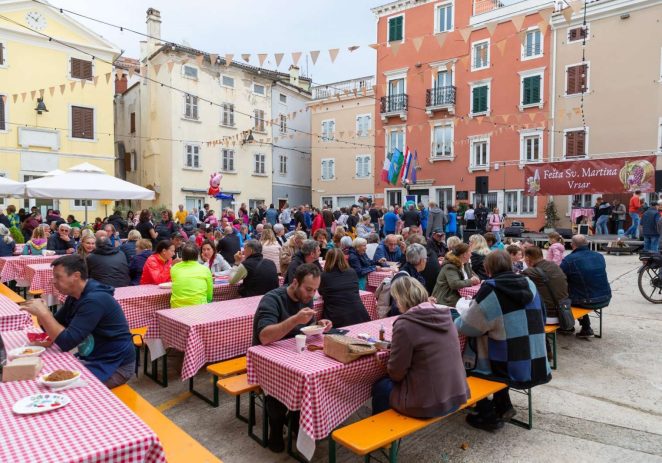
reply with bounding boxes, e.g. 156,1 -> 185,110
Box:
524,157 -> 656,196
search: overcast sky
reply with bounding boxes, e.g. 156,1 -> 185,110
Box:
52,0 -> 380,85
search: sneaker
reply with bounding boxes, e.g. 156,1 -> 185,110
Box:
499,407 -> 517,422
577,327 -> 594,338
557,327 -> 575,335
465,413 -> 504,432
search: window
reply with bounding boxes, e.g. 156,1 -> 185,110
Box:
279,93 -> 287,104
471,84 -> 489,115
321,158 -> 335,180
321,197 -> 333,208
253,83 -> 265,95
566,63 -> 588,95
73,199 -> 93,208
321,119 -> 335,141
182,65 -> 198,79
221,75 -> 234,87
279,154 -> 287,175
572,194 -> 593,208
221,149 -> 235,172
387,128 -> 405,159
521,195 -> 535,215
184,94 -> 198,120
254,109 -> 265,132
521,132 -> 543,163
124,149 -> 137,173
565,129 -> 587,158
130,112 -> 136,133
470,137 -> 489,169
0,42 -> 6,66
254,153 -> 266,174
504,191 -> 518,215
471,192 -> 498,210
388,15 -> 404,42
279,114 -> 287,134
523,29 -> 542,58
184,144 -> 200,169
356,114 -> 371,137
221,103 -> 235,127
435,2 -> 453,33
568,25 -> 588,42
70,58 -> 93,80
521,74 -> 542,106
432,123 -> 453,158
71,106 -> 94,140
386,189 -> 402,207
0,93 -> 5,131
471,40 -> 489,70
356,155 -> 371,178
504,191 -> 536,216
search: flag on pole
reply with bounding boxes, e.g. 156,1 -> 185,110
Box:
400,147 -> 412,184
381,155 -> 391,183
388,148 -> 405,185
411,150 -> 418,184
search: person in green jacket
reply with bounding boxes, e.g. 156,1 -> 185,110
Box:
170,243 -> 213,308
432,243 -> 480,307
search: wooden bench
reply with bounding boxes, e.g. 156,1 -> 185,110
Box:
0,283 -> 26,303
131,326 -> 168,387
130,327 -> 148,376
544,324 -> 558,370
571,306 -> 603,338
112,384 -> 222,463
189,356 -> 247,407
216,373 -> 267,447
329,377 -> 508,463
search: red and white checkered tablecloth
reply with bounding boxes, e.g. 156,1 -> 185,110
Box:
0,330 -> 166,463
458,284 -> 482,299
247,316 -> 466,453
0,255 -> 59,283
367,268 -> 395,289
25,263 -> 63,299
151,290 -> 377,380
0,295 -> 32,332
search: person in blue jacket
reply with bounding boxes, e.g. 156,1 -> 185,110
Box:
372,234 -> 404,265
20,255 -> 135,388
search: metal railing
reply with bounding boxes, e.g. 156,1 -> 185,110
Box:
426,86 -> 456,107
312,76 -> 375,100
380,93 -> 408,113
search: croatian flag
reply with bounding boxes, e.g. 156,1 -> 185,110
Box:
400,147 -> 412,184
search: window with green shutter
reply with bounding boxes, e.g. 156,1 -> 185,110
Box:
472,85 -> 488,114
522,75 -> 541,106
388,16 -> 403,42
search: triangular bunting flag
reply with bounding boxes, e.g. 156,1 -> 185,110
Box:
225,54 -> 234,66
539,7 -> 553,25
562,7 -> 573,23
417,125 -> 424,134
500,114 -> 509,123
48,86 -> 55,96
328,48 -> 340,63
348,45 -> 360,52
128,67 -> 135,79
93,76 -> 99,86
496,39 -> 507,56
527,113 -> 536,122
569,0 -> 582,13
258,53 -> 268,66
274,53 -> 285,67
167,61 -> 175,73
291,51 -> 302,66
435,33 -> 447,49
407,125 -> 414,133
196,54 -> 204,65
69,82 -> 76,91
30,90 -> 36,100
412,36 -> 424,52
39,89 -> 45,97
241,53 -> 251,62
477,116 -> 484,125
486,22 -> 498,36
459,28 -> 472,43
538,20 -> 549,33
59,84 -> 66,95
12,94 -> 18,103
390,41 -> 401,56
511,15 -> 525,32
518,30 -> 528,46
368,43 -> 380,50
152,64 -> 161,76
310,50 -> 320,64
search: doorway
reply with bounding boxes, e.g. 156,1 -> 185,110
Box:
22,174 -> 54,217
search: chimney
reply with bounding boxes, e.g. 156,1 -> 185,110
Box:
115,71 -> 128,94
146,8 -> 161,54
289,65 -> 300,87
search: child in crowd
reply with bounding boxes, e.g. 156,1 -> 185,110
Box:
507,244 -> 524,273
546,232 -> 565,265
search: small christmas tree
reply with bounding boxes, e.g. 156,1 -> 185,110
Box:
544,200 -> 560,230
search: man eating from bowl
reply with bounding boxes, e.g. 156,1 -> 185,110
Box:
251,263 -> 332,453
20,255 -> 135,388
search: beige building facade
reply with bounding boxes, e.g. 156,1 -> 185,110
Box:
550,0 -> 662,226
310,76 -> 376,209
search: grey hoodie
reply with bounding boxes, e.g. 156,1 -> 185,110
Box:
426,207 -> 447,236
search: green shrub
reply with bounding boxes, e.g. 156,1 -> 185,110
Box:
9,226 -> 24,244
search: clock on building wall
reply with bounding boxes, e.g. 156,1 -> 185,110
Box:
25,11 -> 47,31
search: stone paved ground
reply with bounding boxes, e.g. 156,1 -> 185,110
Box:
129,253 -> 662,463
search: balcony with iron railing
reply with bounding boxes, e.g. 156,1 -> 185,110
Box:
380,93 -> 408,122
425,86 -> 456,115
312,76 -> 375,100
471,0 -> 561,25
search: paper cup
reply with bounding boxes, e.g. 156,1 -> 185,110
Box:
295,334 -> 306,353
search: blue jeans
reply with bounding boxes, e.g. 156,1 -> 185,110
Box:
644,235 -> 660,252
625,212 -> 640,238
596,215 -> 609,235
372,377 -> 394,415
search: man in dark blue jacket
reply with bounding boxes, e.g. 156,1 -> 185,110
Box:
20,255 -> 135,388
560,234 -> 611,338
372,234 -> 404,265
640,200 -> 661,252
47,223 -> 75,255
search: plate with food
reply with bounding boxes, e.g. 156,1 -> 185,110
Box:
158,282 -> 173,289
300,325 -> 325,337
8,346 -> 45,358
27,332 -> 50,343
39,370 -> 81,388
13,393 -> 70,415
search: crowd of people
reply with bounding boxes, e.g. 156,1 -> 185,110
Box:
6,200 -> 614,454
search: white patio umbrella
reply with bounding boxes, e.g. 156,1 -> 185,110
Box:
0,176 -> 25,197
25,162 -> 155,222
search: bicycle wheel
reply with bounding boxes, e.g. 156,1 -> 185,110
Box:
638,266 -> 662,303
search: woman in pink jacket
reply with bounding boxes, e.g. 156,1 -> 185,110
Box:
546,232 -> 565,265
489,208 -> 503,243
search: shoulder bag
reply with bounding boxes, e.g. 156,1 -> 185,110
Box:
535,267 -> 574,330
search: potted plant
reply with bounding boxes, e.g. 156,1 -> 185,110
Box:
544,200 -> 559,233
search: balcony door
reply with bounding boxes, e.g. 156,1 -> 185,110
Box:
435,70 -> 452,88
388,78 -> 404,96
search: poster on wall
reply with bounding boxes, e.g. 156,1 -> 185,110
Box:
524,157 -> 656,196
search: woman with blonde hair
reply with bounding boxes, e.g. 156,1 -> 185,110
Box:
332,229 -> 346,248
372,276 -> 469,417
446,236 -> 462,252
279,230 -> 307,275
260,228 -> 281,272
22,226 -> 47,255
432,243 -> 480,307
319,248 -> 370,327
77,234 -> 96,259
469,234 -> 490,280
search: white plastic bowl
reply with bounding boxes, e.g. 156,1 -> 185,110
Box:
300,325 -> 324,337
39,370 -> 81,388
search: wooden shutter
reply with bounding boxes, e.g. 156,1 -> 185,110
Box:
71,58 -> 93,80
0,43 -> 4,65
567,66 -> 578,94
130,112 -> 136,133
576,130 -> 585,156
389,16 -> 402,42
72,106 -> 93,139
566,131 -> 576,157
124,151 -> 132,172
0,95 -> 5,130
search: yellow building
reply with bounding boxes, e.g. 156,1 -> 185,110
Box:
0,0 -> 119,222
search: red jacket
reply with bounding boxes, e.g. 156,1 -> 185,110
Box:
311,214 -> 325,235
140,254 -> 172,285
